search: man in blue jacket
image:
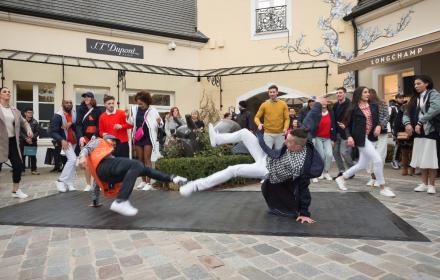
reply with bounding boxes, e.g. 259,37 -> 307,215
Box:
50,100 -> 78,192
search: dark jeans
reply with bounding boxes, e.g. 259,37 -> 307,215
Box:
20,142 -> 37,171
96,157 -> 171,200
8,137 -> 22,183
114,142 -> 129,158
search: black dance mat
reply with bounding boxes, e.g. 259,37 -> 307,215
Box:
0,191 -> 429,241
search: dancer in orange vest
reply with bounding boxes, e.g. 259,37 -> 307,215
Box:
77,135 -> 187,216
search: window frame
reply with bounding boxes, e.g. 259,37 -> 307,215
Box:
126,89 -> 175,114
251,0 -> 291,40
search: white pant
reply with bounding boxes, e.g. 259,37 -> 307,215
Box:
263,133 -> 285,150
313,137 -> 333,173
344,138 -> 385,185
58,144 -> 77,186
194,129 -> 268,191
367,133 -> 388,173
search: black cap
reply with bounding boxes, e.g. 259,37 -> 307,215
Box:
81,91 -> 94,98
239,101 -> 247,108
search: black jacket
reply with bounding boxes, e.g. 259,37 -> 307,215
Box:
76,105 -> 102,140
297,106 -> 311,126
50,112 -> 77,142
20,118 -> 40,144
235,109 -> 254,131
309,110 -> 337,141
344,102 -> 379,147
332,98 -> 351,139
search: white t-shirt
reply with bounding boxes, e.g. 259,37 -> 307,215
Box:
0,104 -> 15,137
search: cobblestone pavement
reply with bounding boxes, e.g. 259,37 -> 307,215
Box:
0,166 -> 439,280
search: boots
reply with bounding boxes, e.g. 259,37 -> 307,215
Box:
409,167 -> 415,176
401,149 -> 409,176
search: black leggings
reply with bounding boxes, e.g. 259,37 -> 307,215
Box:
96,157 -> 172,200
8,137 -> 23,183
114,142 -> 130,158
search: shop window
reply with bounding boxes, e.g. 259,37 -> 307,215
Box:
74,86 -> 109,112
15,82 -> 55,138
381,69 -> 414,102
127,90 -> 173,114
254,0 -> 288,35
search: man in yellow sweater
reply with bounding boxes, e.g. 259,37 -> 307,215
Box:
254,85 -> 290,149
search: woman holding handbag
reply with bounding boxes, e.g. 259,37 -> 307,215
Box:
403,75 -> 440,194
129,91 -> 163,191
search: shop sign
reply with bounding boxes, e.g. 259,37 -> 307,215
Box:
370,47 -> 423,66
86,38 -> 144,59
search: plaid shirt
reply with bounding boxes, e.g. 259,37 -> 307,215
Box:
267,148 -> 307,183
359,103 -> 373,135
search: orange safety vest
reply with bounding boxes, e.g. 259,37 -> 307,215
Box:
87,138 -> 122,198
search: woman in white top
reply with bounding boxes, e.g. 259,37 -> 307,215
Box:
0,87 -> 32,198
129,91 -> 164,191
403,75 -> 440,194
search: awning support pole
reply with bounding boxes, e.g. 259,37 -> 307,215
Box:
1,59 -> 5,87
325,66 -> 329,93
62,63 -> 65,100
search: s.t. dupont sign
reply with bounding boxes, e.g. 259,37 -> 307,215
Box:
86,38 -> 144,59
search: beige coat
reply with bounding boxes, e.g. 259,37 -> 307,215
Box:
0,106 -> 31,163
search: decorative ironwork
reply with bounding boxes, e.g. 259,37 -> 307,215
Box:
118,70 -> 126,91
207,75 -> 221,88
256,5 -> 287,33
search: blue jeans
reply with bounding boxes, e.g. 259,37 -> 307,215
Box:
313,137 -> 333,173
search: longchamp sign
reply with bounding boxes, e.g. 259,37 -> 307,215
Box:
86,38 -> 144,59
370,47 -> 423,66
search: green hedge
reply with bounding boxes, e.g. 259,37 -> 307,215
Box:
155,154 -> 255,190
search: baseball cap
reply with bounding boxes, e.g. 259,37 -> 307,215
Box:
81,91 -> 94,98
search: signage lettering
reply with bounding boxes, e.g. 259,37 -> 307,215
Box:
86,38 -> 144,59
370,47 -> 423,66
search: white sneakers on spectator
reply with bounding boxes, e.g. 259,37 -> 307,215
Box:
12,189 -> 28,199
136,182 -> 146,190
67,185 -> 76,191
110,200 -> 138,216
312,178 -> 318,183
335,176 -> 347,191
84,185 -> 92,192
366,179 -> 380,187
208,123 -> 217,147
179,180 -> 199,197
380,187 -> 396,197
415,183 -> 436,194
323,173 -> 332,181
318,175 -> 324,180
56,181 -> 67,192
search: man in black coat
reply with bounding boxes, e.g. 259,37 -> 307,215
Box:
235,100 -> 254,131
20,107 -> 40,174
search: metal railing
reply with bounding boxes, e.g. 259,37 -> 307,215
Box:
256,5 -> 287,33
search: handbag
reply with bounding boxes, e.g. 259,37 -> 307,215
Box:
134,109 -> 149,142
23,146 -> 37,156
44,148 -> 55,165
397,132 -> 409,140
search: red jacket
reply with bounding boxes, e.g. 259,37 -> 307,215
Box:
99,110 -> 133,143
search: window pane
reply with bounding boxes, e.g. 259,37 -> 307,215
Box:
38,120 -> 50,138
258,0 -> 270,8
128,95 -> 136,105
38,84 -> 55,102
16,102 -> 33,114
273,0 -> 286,6
152,94 -> 170,106
16,82 -> 33,101
74,87 -> 109,106
39,103 -> 54,121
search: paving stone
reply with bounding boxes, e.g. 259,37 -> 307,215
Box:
357,245 -> 386,255
21,257 -> 46,269
96,257 -> 118,267
46,264 -> 71,278
253,244 -> 279,255
377,261 -> 415,277
283,246 -> 308,256
412,264 -> 440,278
73,264 -> 96,280
198,255 -> 224,269
381,254 -> 415,266
269,252 -> 297,265
214,235 -> 236,244
95,249 -> 115,259
268,240 -> 291,249
288,263 -> 322,278
235,247 -> 259,258
182,264 -> 211,280
318,262 -> 357,278
2,248 -> 25,258
47,255 -> 69,267
239,266 -> 276,280
347,274 -> 375,280
180,239 -> 202,251
266,266 -> 289,278
130,232 -> 147,240
72,247 -> 90,257
406,244 -> 438,254
98,264 -> 122,280
407,253 -> 440,267
350,262 -> 385,278
119,255 -> 143,267
238,236 -> 258,245
327,243 -> 356,254
153,264 -> 180,279
324,252 -> 356,264
379,274 -> 406,280
18,267 -> 44,280
249,256 -> 277,270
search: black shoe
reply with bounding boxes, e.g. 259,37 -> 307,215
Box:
348,174 -> 355,179
333,172 -> 343,181
50,167 -> 60,173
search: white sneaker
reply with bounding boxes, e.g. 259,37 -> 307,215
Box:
318,174 -> 324,180
12,189 -> 28,199
414,184 -> 428,192
324,173 -> 333,181
141,183 -> 154,191
67,185 -> 76,191
110,200 -> 138,216
136,182 -> 146,190
179,181 -> 199,197
366,179 -> 375,186
312,178 -> 319,183
427,185 -> 436,194
380,187 -> 396,197
208,123 -> 217,147
83,185 -> 92,192
335,176 -> 347,191
56,181 -> 67,193
373,181 -> 381,188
